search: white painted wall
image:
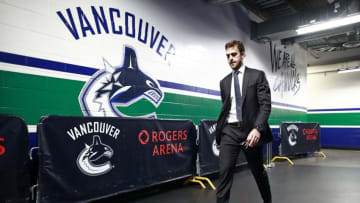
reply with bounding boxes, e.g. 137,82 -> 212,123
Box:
0,0 -> 308,111
268,42 -> 308,109
308,61 -> 360,109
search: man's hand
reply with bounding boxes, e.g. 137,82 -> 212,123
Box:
246,128 -> 261,147
216,136 -> 221,146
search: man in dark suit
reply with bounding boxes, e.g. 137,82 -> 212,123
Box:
215,40 -> 273,203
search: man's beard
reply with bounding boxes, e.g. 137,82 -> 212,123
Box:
231,60 -> 243,70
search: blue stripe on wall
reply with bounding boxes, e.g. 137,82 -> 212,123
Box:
29,132 -> 37,148
309,108 -> 360,112
271,128 -> 281,155
0,51 -> 97,76
272,102 -> 307,110
158,80 -> 220,96
0,51 -> 220,96
321,127 -> 360,148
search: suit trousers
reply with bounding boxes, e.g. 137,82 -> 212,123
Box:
216,125 -> 272,203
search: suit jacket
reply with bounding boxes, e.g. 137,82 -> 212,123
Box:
215,67 -> 273,145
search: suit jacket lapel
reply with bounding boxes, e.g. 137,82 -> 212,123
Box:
241,67 -> 249,107
224,73 -> 232,101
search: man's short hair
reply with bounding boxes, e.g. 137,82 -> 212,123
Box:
225,40 -> 245,53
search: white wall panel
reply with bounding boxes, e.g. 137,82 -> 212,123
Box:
0,0 -> 307,109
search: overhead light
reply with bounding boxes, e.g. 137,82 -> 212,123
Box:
337,66 -> 360,74
296,13 -> 360,35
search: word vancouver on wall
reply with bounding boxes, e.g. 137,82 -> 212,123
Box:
56,6 -> 176,62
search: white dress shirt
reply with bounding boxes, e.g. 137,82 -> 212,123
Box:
227,65 -> 245,123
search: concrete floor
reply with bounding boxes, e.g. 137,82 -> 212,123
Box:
96,148 -> 360,203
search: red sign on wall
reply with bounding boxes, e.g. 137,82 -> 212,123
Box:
0,137 -> 5,156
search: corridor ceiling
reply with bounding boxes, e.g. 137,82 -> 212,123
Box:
210,0 -> 360,66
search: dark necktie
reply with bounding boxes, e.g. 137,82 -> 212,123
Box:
234,71 -> 242,121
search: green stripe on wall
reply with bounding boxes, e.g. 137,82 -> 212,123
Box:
0,70 -> 84,124
0,70 -> 223,125
308,113 -> 360,126
269,108 -> 307,125
117,93 -> 222,124
1,70 -> 308,126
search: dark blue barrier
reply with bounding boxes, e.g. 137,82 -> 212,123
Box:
37,115 -> 197,203
0,114 -> 30,202
279,122 -> 321,156
198,120 -> 246,176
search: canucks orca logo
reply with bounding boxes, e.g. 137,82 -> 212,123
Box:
212,139 -> 219,157
76,135 -> 114,176
287,124 -> 298,146
79,46 -> 164,118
